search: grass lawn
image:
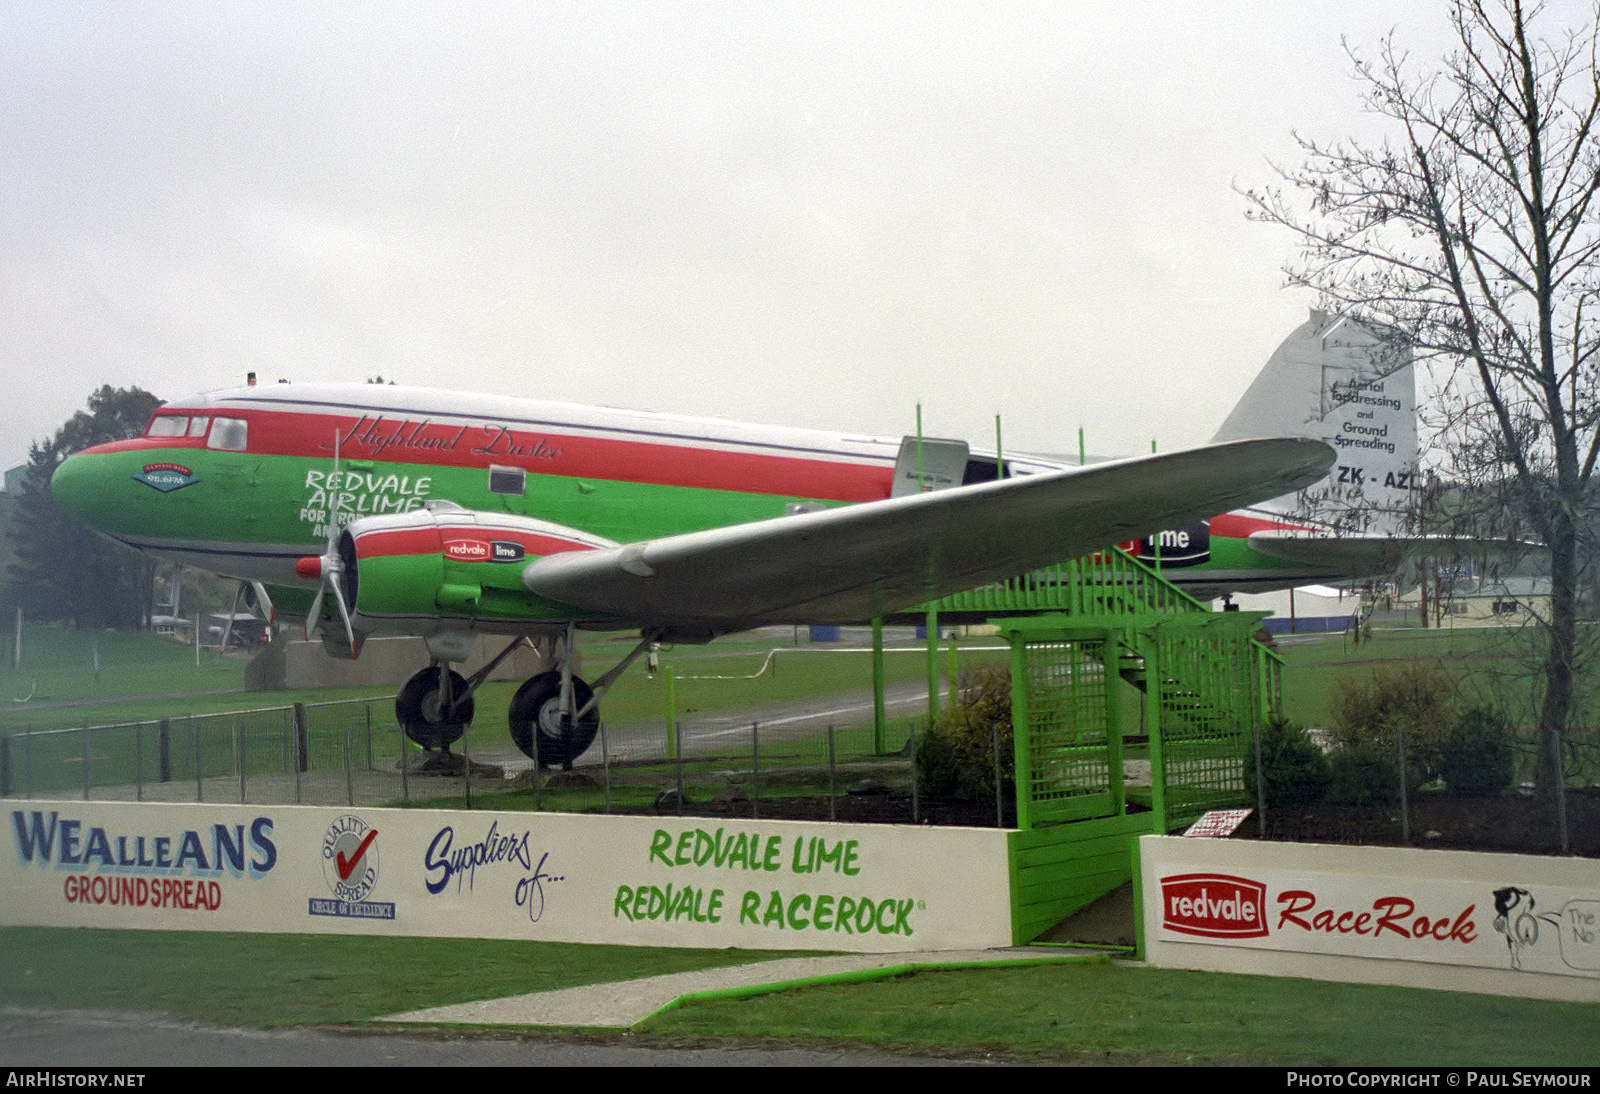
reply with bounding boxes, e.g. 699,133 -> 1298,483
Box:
2,927 -> 1593,1064
1271,627 -> 1600,786
639,960 -> 1599,1065
1275,626 -> 1600,728
0,626 -> 1002,736
0,927 -> 803,1028
0,625 -> 247,710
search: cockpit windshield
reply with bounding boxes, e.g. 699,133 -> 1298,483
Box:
146,414 -> 189,438
207,417 -> 249,451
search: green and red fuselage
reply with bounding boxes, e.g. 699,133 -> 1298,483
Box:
50,383 -> 1323,630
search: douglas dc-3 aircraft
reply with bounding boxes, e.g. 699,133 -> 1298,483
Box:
50,380 -> 1335,767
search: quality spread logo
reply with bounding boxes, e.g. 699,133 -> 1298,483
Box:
132,462 -> 200,493
1161,873 -> 1268,938
309,814 -> 394,921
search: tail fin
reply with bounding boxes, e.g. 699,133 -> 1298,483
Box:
1212,309 -> 1418,535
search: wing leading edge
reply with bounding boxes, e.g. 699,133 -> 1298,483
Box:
524,437 -> 1336,636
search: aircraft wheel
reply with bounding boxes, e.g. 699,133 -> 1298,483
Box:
509,671 -> 599,769
396,668 -> 473,750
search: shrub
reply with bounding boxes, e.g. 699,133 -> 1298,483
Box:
1328,660 -> 1458,782
1440,706 -> 1516,797
915,667 -> 1015,802
1326,741 -> 1424,805
1244,717 -> 1330,807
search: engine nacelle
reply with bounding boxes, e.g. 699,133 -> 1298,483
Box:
341,505 -> 618,635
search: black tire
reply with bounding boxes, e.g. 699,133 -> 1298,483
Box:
396,668 -> 473,750
509,671 -> 599,768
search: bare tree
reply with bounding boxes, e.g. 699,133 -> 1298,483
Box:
1245,0 -> 1600,817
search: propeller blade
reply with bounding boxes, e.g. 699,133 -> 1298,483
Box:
304,428 -> 343,641
304,580 -> 327,642
249,581 -> 275,626
329,569 -> 358,658
304,427 -> 360,657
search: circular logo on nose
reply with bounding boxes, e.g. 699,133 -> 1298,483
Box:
132,463 -> 200,493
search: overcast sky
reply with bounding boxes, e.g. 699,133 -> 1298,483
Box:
6,1 -> 1579,473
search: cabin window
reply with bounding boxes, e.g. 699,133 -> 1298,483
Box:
208,417 -> 249,452
488,465 -> 525,496
961,456 -> 1003,485
187,416 -> 210,438
147,415 -> 188,438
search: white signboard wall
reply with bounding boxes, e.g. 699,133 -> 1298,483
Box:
1,801 -> 1012,953
1140,835 -> 1600,1003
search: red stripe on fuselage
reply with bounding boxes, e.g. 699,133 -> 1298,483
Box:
95,407 -> 895,502
1209,512 -> 1316,538
354,526 -> 599,561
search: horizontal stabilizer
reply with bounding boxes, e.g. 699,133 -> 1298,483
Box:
525,438 -> 1335,634
1245,530 -> 1537,578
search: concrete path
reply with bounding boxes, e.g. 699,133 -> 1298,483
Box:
382,947 -> 1096,1030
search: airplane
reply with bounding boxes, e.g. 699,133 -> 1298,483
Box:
49,380 -> 1334,768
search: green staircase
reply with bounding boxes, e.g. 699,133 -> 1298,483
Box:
926,547 -> 1281,831
920,549 -> 1284,944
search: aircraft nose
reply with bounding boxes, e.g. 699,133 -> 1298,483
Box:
50,449 -> 120,532
51,452 -> 96,524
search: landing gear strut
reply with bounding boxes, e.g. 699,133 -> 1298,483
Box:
506,627 -> 659,769
394,627 -> 659,767
395,635 -> 534,751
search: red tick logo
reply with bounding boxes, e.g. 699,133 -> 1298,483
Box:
335,828 -> 379,882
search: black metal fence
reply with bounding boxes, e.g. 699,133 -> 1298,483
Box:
0,699 -> 1023,824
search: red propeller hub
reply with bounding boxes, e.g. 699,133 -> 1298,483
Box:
294,556 -> 323,579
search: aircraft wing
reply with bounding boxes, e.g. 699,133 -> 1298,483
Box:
524,437 -> 1335,636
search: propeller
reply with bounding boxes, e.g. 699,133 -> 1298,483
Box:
294,429 -> 359,658
221,578 -> 279,652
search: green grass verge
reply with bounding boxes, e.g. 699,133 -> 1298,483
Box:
640,961 -> 1600,1065
4,927 -> 1593,1064
0,927 -> 803,1027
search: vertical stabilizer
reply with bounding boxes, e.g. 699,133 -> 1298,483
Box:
1212,310 -> 1417,535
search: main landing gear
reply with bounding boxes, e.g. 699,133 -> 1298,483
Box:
394,626 -> 659,771
508,673 -> 598,769
395,667 -> 473,750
